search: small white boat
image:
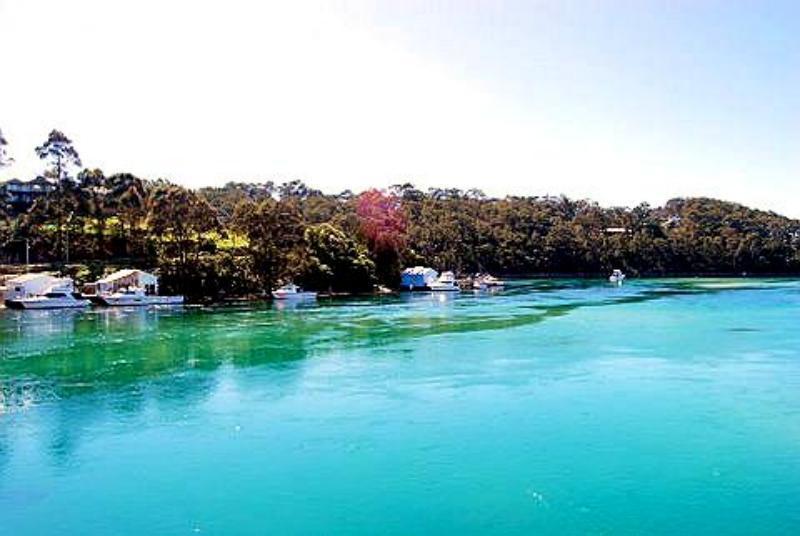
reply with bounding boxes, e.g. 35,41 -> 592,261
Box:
5,282 -> 90,310
429,271 -> 460,292
94,287 -> 184,306
271,283 -> 317,300
473,274 -> 505,290
609,269 -> 626,284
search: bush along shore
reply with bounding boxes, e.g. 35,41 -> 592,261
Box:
3,131 -> 800,302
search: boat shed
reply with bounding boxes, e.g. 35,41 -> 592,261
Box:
400,266 -> 438,290
93,269 -> 159,295
1,272 -> 60,301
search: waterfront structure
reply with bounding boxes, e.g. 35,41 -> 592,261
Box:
1,272 -> 60,303
87,269 -> 159,296
400,266 -> 438,291
86,269 -> 184,306
5,278 -> 90,309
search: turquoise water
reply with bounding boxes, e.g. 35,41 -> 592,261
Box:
1,279 -> 799,534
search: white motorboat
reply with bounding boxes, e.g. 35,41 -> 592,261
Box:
271,283 -> 317,300
473,274 -> 505,290
94,287 -> 184,306
429,271 -> 460,292
609,269 -> 626,284
5,281 -> 90,310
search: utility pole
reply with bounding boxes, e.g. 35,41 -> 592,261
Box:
65,211 -> 73,265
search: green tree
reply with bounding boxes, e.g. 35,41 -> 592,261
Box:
35,130 -> 82,262
75,168 -> 111,258
36,130 -> 82,182
108,173 -> 148,258
300,223 -> 376,292
146,184 -> 220,294
233,197 -> 305,293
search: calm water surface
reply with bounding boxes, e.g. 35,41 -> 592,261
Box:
1,279 -> 799,534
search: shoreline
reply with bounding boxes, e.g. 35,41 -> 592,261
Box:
3,269 -> 798,308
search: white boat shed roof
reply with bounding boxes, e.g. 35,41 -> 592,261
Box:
402,266 -> 437,275
97,269 -> 157,286
6,272 -> 57,284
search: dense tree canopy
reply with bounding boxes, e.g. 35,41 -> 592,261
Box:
232,196 -> 305,294
301,223 -> 376,292
2,130 -> 800,300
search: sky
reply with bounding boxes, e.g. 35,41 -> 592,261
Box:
0,0 -> 798,215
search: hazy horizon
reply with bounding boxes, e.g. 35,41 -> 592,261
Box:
1,1 -> 798,216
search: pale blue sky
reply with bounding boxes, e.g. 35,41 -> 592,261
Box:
1,1 -> 798,214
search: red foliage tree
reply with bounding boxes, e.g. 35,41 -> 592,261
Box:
356,189 -> 407,253
356,189 -> 407,284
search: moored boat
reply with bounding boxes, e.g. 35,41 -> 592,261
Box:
609,269 -> 626,284
271,283 -> 317,300
94,287 -> 184,306
5,280 -> 90,310
87,269 -> 184,306
473,273 -> 505,290
429,271 -> 460,292
2,272 -> 61,305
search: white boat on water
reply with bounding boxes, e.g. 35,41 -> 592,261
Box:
473,274 -> 505,290
5,280 -> 90,310
609,269 -> 626,284
87,270 -> 184,307
429,271 -> 460,292
272,283 -> 317,300
2,272 -> 61,304
94,287 -> 184,306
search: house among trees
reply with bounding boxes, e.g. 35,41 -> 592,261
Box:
0,176 -> 56,214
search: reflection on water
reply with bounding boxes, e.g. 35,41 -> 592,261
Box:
3,278 -> 799,410
0,306 -> 314,413
2,278 -> 800,534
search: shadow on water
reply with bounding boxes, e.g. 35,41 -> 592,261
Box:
309,281 -> 757,351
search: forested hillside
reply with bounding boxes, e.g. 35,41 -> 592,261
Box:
2,131 -> 800,300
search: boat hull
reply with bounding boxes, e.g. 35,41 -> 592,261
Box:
474,282 -> 505,290
5,299 -> 90,310
429,285 -> 460,292
95,295 -> 185,306
272,291 -> 317,300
